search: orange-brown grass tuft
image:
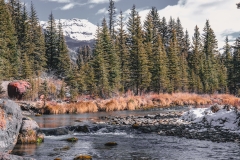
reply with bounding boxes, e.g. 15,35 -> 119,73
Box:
0,107 -> 6,129
44,103 -> 66,114
66,101 -> 98,113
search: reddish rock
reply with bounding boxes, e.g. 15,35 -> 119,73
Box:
7,81 -> 30,100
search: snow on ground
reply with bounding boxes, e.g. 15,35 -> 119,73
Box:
180,107 -> 240,131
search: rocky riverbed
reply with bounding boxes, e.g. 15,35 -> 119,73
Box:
91,105 -> 240,143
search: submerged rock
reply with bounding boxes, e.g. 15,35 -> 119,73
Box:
0,153 -> 35,160
0,99 -> 22,153
104,142 -> 118,146
74,155 -> 92,160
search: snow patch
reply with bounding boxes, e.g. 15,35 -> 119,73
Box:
40,18 -> 97,41
181,107 -> 240,131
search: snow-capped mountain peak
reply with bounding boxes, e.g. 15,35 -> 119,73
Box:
40,18 -> 97,41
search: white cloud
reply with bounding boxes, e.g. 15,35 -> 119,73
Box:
61,3 -> 75,10
96,7 -> 108,15
49,0 -> 71,3
89,0 -> 120,4
137,0 -> 240,49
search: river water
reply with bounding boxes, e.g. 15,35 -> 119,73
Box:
12,108 -> 240,160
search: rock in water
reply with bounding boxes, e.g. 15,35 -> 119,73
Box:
17,116 -> 44,144
0,153 -> 35,160
0,99 -> 22,153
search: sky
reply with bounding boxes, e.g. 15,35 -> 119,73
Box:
23,0 -> 240,49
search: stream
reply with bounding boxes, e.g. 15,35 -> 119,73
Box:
12,108 -> 240,160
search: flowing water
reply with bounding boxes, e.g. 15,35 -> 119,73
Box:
12,108 -> 240,160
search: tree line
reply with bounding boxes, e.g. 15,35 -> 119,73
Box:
1,0 -> 240,99
0,0 -> 70,80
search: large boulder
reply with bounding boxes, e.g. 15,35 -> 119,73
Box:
7,81 -> 30,100
17,117 -> 44,144
0,99 -> 22,153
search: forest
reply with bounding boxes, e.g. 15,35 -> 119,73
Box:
0,0 -> 239,100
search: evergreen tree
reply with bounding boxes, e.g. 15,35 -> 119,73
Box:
223,36 -> 233,93
188,25 -> 203,93
92,25 -> 110,97
108,0 -> 116,38
167,29 -> 180,92
152,34 -> 169,93
101,18 -> 120,92
29,2 -> 46,76
202,20 -> 219,93
160,16 -> 168,48
117,11 -> 130,92
127,6 -> 151,94
45,12 -> 58,71
57,20 -> 71,77
232,38 -> 240,95
0,0 -> 19,79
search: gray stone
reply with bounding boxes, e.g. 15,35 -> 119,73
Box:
0,153 -> 35,160
0,99 -> 22,153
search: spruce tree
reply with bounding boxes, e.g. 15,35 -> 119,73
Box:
108,0 -> 116,38
188,25 -> 203,93
92,25 -> 109,97
127,6 -> 151,94
45,12 -> 58,71
117,11 -> 130,92
232,38 -> 240,95
101,18 -> 120,93
152,34 -> 169,93
202,20 -> 219,93
160,17 -> 168,48
167,29 -> 180,92
29,2 -> 46,76
57,20 -> 71,77
0,0 -> 19,79
223,36 -> 233,93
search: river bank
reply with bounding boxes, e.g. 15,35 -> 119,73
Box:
18,93 -> 240,115
12,105 -> 240,160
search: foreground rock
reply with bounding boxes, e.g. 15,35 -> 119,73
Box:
0,99 -> 22,153
0,153 -> 35,160
17,116 -> 44,144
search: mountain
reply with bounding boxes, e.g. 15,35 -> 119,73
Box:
40,18 -> 97,51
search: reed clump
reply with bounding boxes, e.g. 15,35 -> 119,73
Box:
41,93 -> 240,114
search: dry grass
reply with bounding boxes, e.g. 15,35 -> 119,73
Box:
42,93 -> 240,114
0,107 -> 6,129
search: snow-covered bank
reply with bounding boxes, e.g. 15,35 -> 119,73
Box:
180,106 -> 240,132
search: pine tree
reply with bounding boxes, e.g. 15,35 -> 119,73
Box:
223,36 -> 233,93
29,2 -> 46,76
167,29 -> 180,93
0,0 -> 19,79
160,16 -> 168,48
108,0 -> 116,38
92,25 -> 110,98
188,25 -> 203,93
45,12 -> 58,71
232,38 -> 240,95
101,18 -> 120,93
117,11 -> 130,92
152,34 -> 169,93
179,29 -> 190,92
167,17 -> 176,46
202,20 -> 219,93
57,20 -> 71,77
127,6 -> 151,94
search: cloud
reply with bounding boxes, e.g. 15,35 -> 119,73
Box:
60,3 -> 75,10
89,0 -> 120,4
48,0 -> 71,3
96,7 -> 108,15
136,0 -> 240,49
